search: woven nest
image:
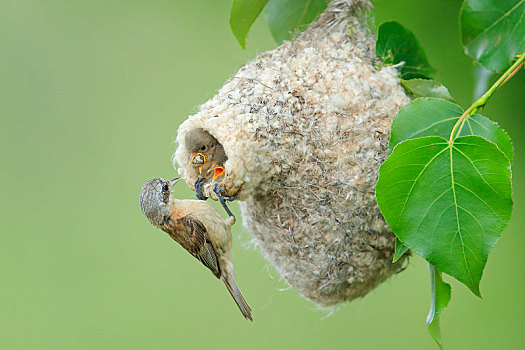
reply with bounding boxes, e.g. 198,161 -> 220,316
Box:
173,0 -> 410,306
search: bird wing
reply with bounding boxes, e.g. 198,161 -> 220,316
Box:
176,215 -> 222,278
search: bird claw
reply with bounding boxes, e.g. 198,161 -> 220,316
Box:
213,183 -> 237,201
213,183 -> 237,202
213,183 -> 236,221
194,178 -> 208,201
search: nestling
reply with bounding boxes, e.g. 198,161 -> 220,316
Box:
139,177 -> 252,320
185,128 -> 227,176
184,128 -> 236,219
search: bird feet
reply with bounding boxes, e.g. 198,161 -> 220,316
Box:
194,178 -> 208,201
213,182 -> 237,222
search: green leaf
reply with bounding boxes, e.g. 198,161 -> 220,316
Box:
460,0 -> 525,73
265,0 -> 330,44
230,0 -> 269,49
427,265 -> 451,349
388,98 -> 513,162
393,238 -> 409,262
376,21 -> 435,79
400,79 -> 454,102
460,114 -> 514,161
376,136 -> 512,296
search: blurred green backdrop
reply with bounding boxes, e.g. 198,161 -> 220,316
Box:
1,0 -> 524,349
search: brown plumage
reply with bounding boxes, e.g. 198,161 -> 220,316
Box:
184,128 -> 227,180
184,128 -> 235,219
139,178 -> 252,320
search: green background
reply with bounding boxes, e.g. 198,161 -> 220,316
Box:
1,0 -> 524,349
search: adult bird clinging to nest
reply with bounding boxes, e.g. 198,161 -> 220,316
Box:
139,177 -> 252,320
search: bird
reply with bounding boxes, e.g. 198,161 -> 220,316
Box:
184,128 -> 236,219
139,177 -> 252,321
185,128 -> 227,176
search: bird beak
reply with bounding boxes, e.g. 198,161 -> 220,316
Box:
189,153 -> 206,164
189,153 -> 206,174
207,165 -> 225,182
170,178 -> 181,187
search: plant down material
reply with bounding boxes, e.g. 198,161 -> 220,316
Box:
174,0 -> 410,306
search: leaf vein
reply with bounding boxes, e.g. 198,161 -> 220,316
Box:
398,145 -> 449,222
453,146 -> 503,198
455,182 -> 499,217
449,146 -> 476,290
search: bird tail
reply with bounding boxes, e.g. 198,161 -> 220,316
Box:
222,272 -> 252,321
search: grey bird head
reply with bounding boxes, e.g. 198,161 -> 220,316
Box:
139,178 -> 180,227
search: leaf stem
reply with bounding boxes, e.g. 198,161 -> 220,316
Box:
427,264 -> 444,349
449,52 -> 525,142
427,264 -> 438,325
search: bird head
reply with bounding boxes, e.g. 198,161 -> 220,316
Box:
139,178 -> 180,226
185,129 -> 219,174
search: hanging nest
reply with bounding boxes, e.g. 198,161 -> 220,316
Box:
173,0 -> 410,306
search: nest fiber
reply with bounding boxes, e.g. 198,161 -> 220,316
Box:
174,0 -> 410,306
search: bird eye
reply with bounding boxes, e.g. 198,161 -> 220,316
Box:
200,145 -> 207,151
162,184 -> 169,192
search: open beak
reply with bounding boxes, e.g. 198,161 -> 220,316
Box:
170,177 -> 181,187
189,153 -> 206,174
207,165 -> 225,182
